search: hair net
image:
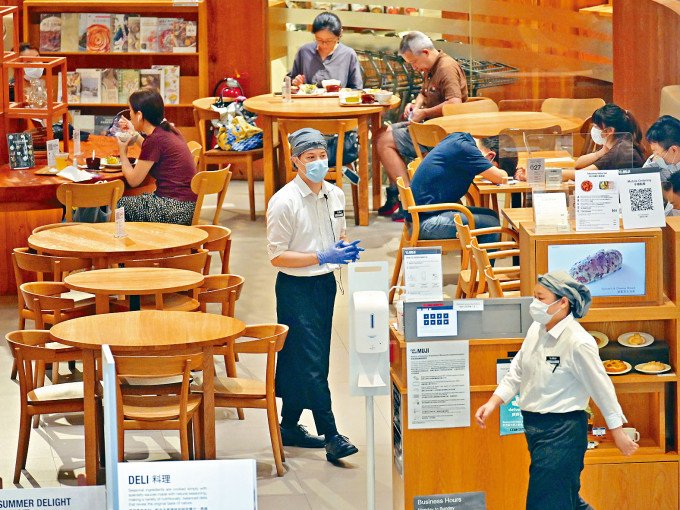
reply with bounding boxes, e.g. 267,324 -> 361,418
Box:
538,270 -> 592,319
289,128 -> 327,157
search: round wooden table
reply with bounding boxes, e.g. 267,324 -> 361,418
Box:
28,222 -> 208,268
425,111 -> 583,137
243,93 -> 401,225
50,310 -> 246,485
64,267 -> 205,314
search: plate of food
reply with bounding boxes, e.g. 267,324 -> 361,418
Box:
296,84 -> 324,96
587,331 -> 609,349
635,361 -> 671,374
603,360 -> 631,375
617,332 -> 654,348
102,157 -> 136,170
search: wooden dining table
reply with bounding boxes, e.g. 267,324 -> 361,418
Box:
64,267 -> 205,314
243,93 -> 400,226
425,111 -> 583,137
50,310 -> 246,485
28,222 -> 208,269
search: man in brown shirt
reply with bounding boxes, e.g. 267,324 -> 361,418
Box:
375,31 -> 468,220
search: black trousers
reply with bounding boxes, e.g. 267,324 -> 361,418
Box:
522,410 -> 593,510
275,271 -> 338,437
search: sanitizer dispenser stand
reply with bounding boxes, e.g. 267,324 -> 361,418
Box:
348,262 -> 390,510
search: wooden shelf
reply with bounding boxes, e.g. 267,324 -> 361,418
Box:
40,52 -> 198,57
581,295 -> 679,322
70,103 -> 193,108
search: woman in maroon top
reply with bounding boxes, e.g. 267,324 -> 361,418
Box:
116,89 -> 197,225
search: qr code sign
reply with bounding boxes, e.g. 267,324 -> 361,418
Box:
629,187 -> 654,212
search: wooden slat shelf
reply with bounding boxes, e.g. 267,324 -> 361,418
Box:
39,52 -> 198,57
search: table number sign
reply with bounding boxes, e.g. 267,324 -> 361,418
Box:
7,132 -> 35,169
526,157 -> 545,185
114,207 -> 127,237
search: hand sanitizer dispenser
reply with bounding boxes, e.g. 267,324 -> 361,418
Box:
353,291 -> 388,354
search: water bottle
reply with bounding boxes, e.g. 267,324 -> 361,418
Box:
283,76 -> 292,103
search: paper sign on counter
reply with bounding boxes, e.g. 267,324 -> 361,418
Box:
618,169 -> 665,229
574,170 -> 619,231
0,487 -> 105,510
46,139 -> 59,167
403,247 -> 443,301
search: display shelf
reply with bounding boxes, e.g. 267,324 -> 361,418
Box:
38,52 -> 199,57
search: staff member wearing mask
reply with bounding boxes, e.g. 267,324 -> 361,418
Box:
475,271 -> 638,510
267,128 -> 364,463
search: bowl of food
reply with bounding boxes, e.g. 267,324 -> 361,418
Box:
116,131 -> 138,144
360,92 -> 376,104
85,157 -> 101,170
322,79 -> 341,93
375,90 -> 393,105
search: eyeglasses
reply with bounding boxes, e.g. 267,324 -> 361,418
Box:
315,37 -> 339,47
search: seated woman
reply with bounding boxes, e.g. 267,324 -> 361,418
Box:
563,103 -> 645,180
116,89 -> 197,225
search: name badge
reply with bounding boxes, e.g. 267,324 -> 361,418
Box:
334,210 -> 344,218
546,355 -> 560,373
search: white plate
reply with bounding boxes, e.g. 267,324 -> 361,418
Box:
635,362 -> 671,374
617,332 -> 654,348
77,164 -> 104,171
295,88 -> 324,96
603,360 -> 631,375
588,330 -> 609,349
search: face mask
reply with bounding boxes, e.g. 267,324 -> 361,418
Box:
590,126 -> 607,146
529,298 -> 560,325
654,150 -> 679,173
300,158 -> 329,183
24,67 -> 43,80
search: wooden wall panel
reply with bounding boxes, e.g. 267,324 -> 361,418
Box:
613,0 -> 680,134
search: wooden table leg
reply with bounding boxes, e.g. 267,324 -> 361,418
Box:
262,115 -> 275,213
202,344 -> 216,459
94,294 -> 109,314
370,112 -> 382,212
357,115 -> 369,226
82,349 -> 98,485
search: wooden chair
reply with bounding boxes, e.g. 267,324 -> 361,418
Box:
453,214 -> 519,299
190,167 -> 232,226
498,99 -> 544,112
193,97 -> 267,221
469,238 -> 520,298
192,324 -> 289,476
56,180 -> 125,222
576,116 -> 596,157
195,225 -> 232,274
540,97 -> 606,121
407,123 -> 448,160
114,352 -> 203,462
187,140 -> 202,168
484,266 -> 521,298
6,330 -> 98,484
389,177 -> 475,303
278,118 -> 360,226
122,250 -> 209,311
406,158 -> 422,179
442,98 -> 498,116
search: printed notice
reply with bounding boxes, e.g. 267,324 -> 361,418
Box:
0,487 -> 105,510
526,157 -> 545,185
618,168 -> 665,229
403,247 -> 443,301
574,170 -> 619,231
414,491 -> 486,510
497,359 -> 524,436
118,459 -> 256,510
407,340 -> 470,429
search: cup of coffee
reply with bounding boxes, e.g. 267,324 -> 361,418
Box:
85,157 -> 101,170
623,427 -> 640,442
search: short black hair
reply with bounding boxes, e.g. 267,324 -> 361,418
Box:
667,170 -> 680,193
480,134 -> 518,176
19,42 -> 38,53
646,115 -> 680,150
312,12 -> 342,37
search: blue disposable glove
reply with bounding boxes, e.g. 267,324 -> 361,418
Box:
339,239 -> 365,262
317,240 -> 363,265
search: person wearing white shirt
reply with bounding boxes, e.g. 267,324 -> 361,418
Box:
475,271 -> 638,510
643,115 -> 680,182
266,128 -> 363,463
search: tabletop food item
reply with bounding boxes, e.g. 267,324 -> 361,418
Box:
298,83 -> 320,95
638,361 -> 667,372
106,156 -> 119,165
85,157 -> 101,170
360,92 -> 375,104
341,91 -> 361,104
627,333 -> 646,345
568,248 -> 623,284
375,90 -> 393,104
322,79 -> 341,93
588,330 -> 608,348
603,360 -> 628,373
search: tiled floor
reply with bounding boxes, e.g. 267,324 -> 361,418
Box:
0,181 -> 464,509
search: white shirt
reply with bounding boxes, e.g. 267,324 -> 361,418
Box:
266,175 -> 347,277
494,314 -> 626,430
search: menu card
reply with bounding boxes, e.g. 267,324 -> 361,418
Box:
574,170 -> 619,231
533,190 -> 569,233
7,133 -> 35,169
618,168 -> 665,229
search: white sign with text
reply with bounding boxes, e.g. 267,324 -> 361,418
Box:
0,487 -> 105,510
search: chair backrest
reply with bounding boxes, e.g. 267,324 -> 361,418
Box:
187,140 -> 202,168
190,167 -> 232,225
396,176 -> 475,229
195,225 -> 232,274
540,97 -> 606,120
125,249 -> 209,273
20,281 -> 77,329
278,118 -> 359,186
576,116 -> 596,156
469,238 -> 493,294
227,324 -> 288,392
498,98 -> 544,112
442,98 -> 498,116
192,97 -> 222,159
6,330 -> 82,396
407,123 -> 448,160
198,274 -> 245,316
406,158 -> 421,180
453,213 -> 474,272
499,125 -> 562,153
56,180 -> 125,222
484,266 -> 504,298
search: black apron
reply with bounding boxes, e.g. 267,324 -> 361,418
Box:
275,271 -> 336,410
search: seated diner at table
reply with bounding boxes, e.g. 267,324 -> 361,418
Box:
663,171 -> 680,217
644,114 -> 680,181
116,89 -> 197,225
563,103 -> 645,180
406,133 -> 515,244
